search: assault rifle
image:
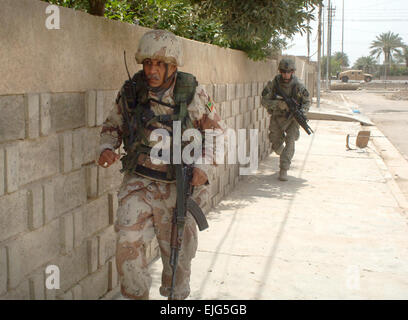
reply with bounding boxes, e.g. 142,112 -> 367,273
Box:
274,78 -> 313,135
169,164 -> 209,300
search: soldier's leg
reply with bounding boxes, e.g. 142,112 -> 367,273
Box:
115,180 -> 156,300
151,183 -> 198,300
280,121 -> 300,170
268,117 -> 285,153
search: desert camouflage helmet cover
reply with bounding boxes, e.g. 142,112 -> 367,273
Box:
278,58 -> 296,72
135,29 -> 184,67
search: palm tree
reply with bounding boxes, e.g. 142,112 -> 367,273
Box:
395,46 -> 408,68
353,56 -> 377,74
370,31 -> 404,69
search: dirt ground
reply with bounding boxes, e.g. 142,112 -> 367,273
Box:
385,90 -> 408,101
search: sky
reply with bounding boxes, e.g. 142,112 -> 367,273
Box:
283,0 -> 408,66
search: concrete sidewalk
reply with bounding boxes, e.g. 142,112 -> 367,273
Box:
118,101 -> 408,300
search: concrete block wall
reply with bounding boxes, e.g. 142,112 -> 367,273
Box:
0,89 -> 128,300
0,0 -> 315,299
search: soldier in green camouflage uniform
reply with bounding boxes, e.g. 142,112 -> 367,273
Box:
98,30 -> 225,300
261,58 -> 311,181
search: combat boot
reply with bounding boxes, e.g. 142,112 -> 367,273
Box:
278,169 -> 288,181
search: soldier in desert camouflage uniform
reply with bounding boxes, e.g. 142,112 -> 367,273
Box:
98,30 -> 225,300
261,58 -> 310,181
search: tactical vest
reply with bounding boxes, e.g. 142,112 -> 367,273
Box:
118,70 -> 198,181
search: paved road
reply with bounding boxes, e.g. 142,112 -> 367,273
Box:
339,91 -> 408,162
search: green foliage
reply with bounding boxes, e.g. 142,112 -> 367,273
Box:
41,0 -> 320,60
320,52 -> 349,77
370,31 -> 404,65
353,56 -> 377,74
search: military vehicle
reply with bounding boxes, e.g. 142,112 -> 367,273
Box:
338,70 -> 373,83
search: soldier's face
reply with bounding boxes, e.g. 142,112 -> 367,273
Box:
143,59 -> 177,87
280,70 -> 294,83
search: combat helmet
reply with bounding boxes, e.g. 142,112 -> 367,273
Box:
278,58 -> 296,72
135,29 -> 184,67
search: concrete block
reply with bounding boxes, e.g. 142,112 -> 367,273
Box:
86,165 -> 98,198
0,148 -> 4,196
213,84 -> 227,103
54,169 -> 86,216
244,83 -> 251,98
0,247 -> 7,295
60,213 -> 74,254
58,290 -> 73,300
19,135 -> 59,186
48,242 -> 88,292
29,272 -> 45,300
235,83 -> 245,99
244,111 -> 251,128
108,192 -> 118,225
236,114 -> 243,130
0,280 -> 30,300
222,101 -> 232,119
83,127 -> 100,164
43,181 -> 56,224
71,284 -> 83,300
251,82 -> 258,97
204,84 -> 214,101
85,90 -> 96,127
80,264 -> 109,300
45,287 -> 57,300
72,129 -> 84,170
40,93 -> 52,136
258,82 -> 265,96
25,93 -> 40,139
108,258 -> 118,291
226,83 -> 236,101
50,93 -> 86,132
254,96 -> 261,108
247,96 -> 255,111
7,219 -> 60,288
101,90 -> 119,122
231,99 -> 240,117
5,144 -> 19,193
28,184 -> 44,230
59,132 -> 73,173
96,91 -> 105,126
98,226 -> 116,267
257,108 -> 264,122
84,195 -> 110,237
239,98 -> 247,114
0,190 -> 28,242
73,208 -> 84,248
251,109 -> 258,124
87,238 -> 98,274
0,95 -> 25,143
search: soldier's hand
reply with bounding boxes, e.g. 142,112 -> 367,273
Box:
191,167 -> 208,186
98,149 -> 120,168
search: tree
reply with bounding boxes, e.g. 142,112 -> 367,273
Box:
333,51 -> 349,68
370,31 -> 404,66
353,56 -> 377,74
42,0 -> 321,60
191,0 -> 321,60
395,46 -> 408,68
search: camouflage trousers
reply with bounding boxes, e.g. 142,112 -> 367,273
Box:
268,114 -> 300,170
114,174 -> 208,300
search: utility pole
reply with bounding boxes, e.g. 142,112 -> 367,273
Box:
322,1 -> 325,89
307,18 -> 310,62
327,2 -> 335,91
326,0 -> 331,91
341,0 -> 344,69
317,2 -> 322,108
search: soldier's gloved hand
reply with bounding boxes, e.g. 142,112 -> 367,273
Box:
191,167 -> 208,186
97,149 -> 120,168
